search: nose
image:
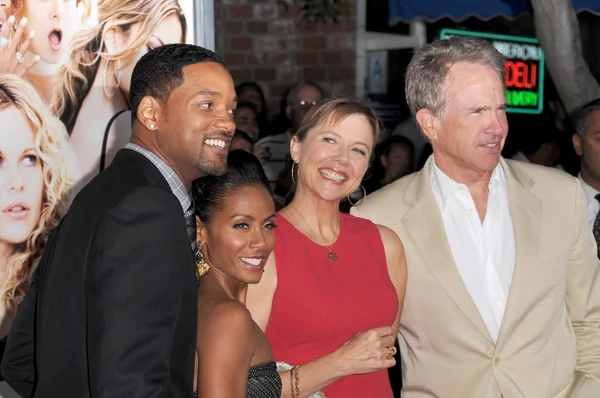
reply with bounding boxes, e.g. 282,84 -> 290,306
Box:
215,112 -> 236,136
248,229 -> 267,250
51,0 -> 64,19
489,111 -> 507,135
7,166 -> 25,192
332,146 -> 350,165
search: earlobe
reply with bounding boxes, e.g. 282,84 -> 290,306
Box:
290,136 -> 301,163
572,134 -> 582,156
104,26 -> 125,55
415,109 -> 437,142
138,96 -> 159,130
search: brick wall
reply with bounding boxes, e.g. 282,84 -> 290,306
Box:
214,0 -> 357,114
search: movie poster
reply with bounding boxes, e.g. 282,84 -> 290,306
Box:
0,0 -> 197,361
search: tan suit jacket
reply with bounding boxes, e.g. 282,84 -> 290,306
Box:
351,157 -> 600,398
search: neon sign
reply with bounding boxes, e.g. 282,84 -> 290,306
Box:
440,29 -> 545,115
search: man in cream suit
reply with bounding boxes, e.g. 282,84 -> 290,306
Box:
352,37 -> 600,397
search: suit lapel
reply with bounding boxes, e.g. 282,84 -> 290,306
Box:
403,158 -> 494,344
496,159 -> 542,344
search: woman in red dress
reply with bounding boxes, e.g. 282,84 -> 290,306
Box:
247,96 -> 407,397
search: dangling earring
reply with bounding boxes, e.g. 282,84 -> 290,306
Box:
291,162 -> 298,184
103,59 -> 122,98
196,242 -> 210,278
347,185 -> 367,206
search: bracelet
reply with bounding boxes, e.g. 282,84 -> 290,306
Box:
290,366 -> 300,398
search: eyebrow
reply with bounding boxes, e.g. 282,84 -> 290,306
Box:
231,213 -> 277,222
322,130 -> 370,148
196,90 -> 222,98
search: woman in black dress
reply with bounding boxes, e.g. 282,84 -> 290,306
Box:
192,150 -> 282,397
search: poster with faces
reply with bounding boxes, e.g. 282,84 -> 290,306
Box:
0,0 -> 200,358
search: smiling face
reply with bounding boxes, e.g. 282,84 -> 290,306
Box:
417,62 -> 508,180
151,62 -> 237,183
199,184 -> 276,285
0,106 -> 43,248
292,113 -> 375,202
23,0 -> 80,64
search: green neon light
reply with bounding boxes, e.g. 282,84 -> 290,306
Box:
439,29 -> 545,115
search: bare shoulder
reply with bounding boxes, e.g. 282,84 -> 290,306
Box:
200,299 -> 254,337
376,224 -> 405,257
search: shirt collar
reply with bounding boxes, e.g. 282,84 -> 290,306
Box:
430,156 -> 508,211
125,143 -> 192,212
578,173 -> 600,204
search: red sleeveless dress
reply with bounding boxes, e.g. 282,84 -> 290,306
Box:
266,213 -> 398,397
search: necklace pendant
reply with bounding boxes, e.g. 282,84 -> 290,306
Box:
328,251 -> 338,262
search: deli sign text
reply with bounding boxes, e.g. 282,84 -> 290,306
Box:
440,29 -> 545,115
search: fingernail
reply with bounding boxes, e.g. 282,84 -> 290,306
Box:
20,17 -> 27,25
29,30 -> 35,38
34,55 -> 40,61
7,16 -> 15,23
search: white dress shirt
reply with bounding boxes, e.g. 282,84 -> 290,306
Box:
579,174 -> 600,228
430,159 -> 515,342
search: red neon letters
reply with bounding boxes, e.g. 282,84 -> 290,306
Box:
505,61 -> 537,89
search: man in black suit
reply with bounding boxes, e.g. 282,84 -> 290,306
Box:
0,44 -> 237,397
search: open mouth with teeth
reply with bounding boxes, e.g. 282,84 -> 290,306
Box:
239,256 -> 265,270
48,29 -> 63,51
320,169 -> 347,183
205,138 -> 229,151
4,204 -> 29,218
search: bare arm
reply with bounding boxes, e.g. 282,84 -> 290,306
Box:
246,253 -> 397,398
196,301 -> 255,398
377,225 -> 408,335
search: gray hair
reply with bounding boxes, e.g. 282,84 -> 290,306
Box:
286,81 -> 324,105
405,36 -> 506,118
575,98 -> 600,138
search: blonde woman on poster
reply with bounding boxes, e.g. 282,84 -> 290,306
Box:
51,0 -> 187,188
9,0 -> 90,102
0,73 -> 77,339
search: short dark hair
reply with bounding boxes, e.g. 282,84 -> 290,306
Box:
575,98 -> 600,138
192,150 -> 272,223
129,44 -> 226,122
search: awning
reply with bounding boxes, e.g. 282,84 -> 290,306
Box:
388,0 -> 600,25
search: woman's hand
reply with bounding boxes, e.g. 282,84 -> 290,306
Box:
333,326 -> 397,376
0,16 -> 39,77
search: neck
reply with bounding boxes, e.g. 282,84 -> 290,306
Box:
433,152 -> 493,190
24,73 -> 57,103
206,267 -> 248,303
26,52 -> 62,76
287,183 -> 340,244
129,133 -> 193,189
580,166 -> 600,192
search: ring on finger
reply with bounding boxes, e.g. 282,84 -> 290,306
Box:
16,52 -> 24,64
387,346 -> 395,358
0,36 -> 8,48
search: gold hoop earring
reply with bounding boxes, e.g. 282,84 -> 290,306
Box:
291,162 -> 298,184
195,242 -> 210,278
103,59 -> 122,98
347,185 -> 367,206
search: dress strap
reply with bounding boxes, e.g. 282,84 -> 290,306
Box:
100,109 -> 128,173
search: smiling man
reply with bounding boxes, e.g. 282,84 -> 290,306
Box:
1,44 -> 236,398
352,37 -> 600,397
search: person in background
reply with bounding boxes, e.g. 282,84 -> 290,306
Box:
0,74 -> 77,339
230,129 -> 254,154
247,97 -> 407,397
236,82 -> 268,136
364,135 -> 414,195
573,99 -> 600,253
1,44 -> 236,398
353,36 -> 600,398
234,101 -> 270,164
192,150 -> 281,398
256,81 -> 324,191
510,115 -> 562,169
51,0 -> 187,188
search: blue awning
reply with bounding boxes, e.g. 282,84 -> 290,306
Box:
389,0 -> 600,25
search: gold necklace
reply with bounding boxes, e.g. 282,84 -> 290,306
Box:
292,207 -> 339,262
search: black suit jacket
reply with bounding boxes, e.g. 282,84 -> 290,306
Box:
1,149 -> 197,398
